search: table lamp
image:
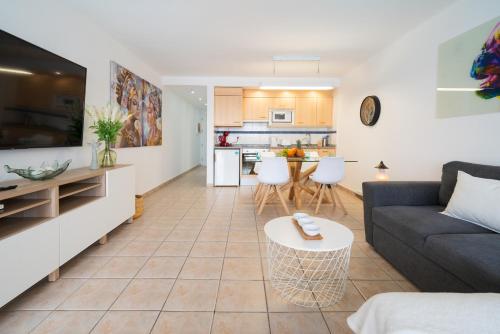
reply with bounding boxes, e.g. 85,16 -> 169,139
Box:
375,161 -> 389,181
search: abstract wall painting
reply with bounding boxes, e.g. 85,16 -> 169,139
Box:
110,61 -> 162,147
436,17 -> 499,118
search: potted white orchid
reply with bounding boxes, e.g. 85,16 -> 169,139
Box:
86,104 -> 125,167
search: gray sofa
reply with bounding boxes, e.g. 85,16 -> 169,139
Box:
363,161 -> 500,293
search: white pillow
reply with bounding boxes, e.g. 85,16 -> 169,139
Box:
442,171 -> 500,233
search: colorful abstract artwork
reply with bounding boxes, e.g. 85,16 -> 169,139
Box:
436,17 -> 500,118
470,22 -> 500,100
110,61 -> 162,147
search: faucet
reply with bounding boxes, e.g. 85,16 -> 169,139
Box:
305,133 -> 311,145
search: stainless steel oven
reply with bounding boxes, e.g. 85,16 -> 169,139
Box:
241,148 -> 268,175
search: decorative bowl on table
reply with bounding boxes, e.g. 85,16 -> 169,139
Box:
4,159 -> 72,181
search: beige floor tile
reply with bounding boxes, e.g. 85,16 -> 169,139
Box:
117,240 -> 161,256
348,258 -> 391,280
323,312 -> 354,334
356,242 -> 382,258
179,257 -> 223,279
61,256 -> 111,279
93,256 -> 147,278
261,258 -> 270,280
373,258 -> 407,281
264,281 -> 319,312
166,229 -> 200,241
212,312 -> 269,334
58,279 -> 129,310
111,279 -> 174,310
31,311 -> 104,334
84,238 -> 130,257
225,242 -> 260,257
321,281 -> 365,311
228,230 -> 258,242
395,280 -> 420,292
352,280 -> 404,300
269,312 -> 330,334
137,257 -> 185,278
91,310 -> 158,334
6,279 -> 85,311
0,311 -> 50,334
151,311 -> 213,334
164,279 -> 219,311
197,229 -> 229,241
134,228 -> 172,241
154,241 -> 193,256
216,280 -> 266,312
221,258 -> 263,280
189,241 -> 226,257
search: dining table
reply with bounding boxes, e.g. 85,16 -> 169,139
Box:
255,155 -> 358,209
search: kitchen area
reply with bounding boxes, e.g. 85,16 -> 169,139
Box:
213,87 -> 336,186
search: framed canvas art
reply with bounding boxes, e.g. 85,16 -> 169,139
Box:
436,17 -> 499,118
110,61 -> 162,147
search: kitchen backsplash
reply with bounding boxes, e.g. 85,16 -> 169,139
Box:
215,122 -> 336,146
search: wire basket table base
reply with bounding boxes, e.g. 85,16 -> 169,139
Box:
267,237 -> 352,308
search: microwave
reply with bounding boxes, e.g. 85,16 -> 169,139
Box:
269,109 -> 294,125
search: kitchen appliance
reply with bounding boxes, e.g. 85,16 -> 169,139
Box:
217,131 -> 231,146
214,148 -> 240,186
269,109 -> 294,125
321,135 -> 330,147
0,29 -> 87,149
241,147 -> 270,186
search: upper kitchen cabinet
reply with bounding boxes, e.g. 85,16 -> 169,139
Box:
295,97 -> 317,127
243,97 -> 270,122
214,87 -> 243,127
270,97 -> 295,109
316,97 -> 334,127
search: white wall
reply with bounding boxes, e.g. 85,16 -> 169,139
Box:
164,89 -> 203,177
335,0 -> 500,194
0,0 -> 200,194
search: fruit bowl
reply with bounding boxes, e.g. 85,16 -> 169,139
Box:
4,160 -> 72,181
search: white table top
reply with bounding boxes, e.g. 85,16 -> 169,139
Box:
264,216 -> 354,252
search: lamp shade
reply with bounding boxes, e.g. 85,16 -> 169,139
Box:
374,161 -> 389,170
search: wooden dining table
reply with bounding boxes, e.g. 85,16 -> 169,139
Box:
256,155 -> 357,209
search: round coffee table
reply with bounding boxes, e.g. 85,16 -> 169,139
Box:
264,216 -> 354,307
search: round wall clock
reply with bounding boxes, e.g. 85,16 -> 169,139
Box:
360,95 -> 381,126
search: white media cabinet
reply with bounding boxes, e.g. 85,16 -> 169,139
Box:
0,165 -> 135,307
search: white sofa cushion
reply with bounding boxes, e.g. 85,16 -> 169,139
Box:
442,171 -> 500,233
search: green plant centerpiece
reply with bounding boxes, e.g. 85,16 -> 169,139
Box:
86,104 -> 125,167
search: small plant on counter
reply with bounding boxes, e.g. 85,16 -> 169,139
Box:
86,104 -> 125,167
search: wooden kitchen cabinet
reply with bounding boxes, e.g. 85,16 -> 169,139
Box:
316,97 -> 333,127
215,95 -> 243,126
214,87 -> 243,127
271,97 -> 295,109
243,97 -> 270,121
295,98 -> 317,127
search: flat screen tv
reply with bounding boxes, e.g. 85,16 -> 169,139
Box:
0,29 -> 86,149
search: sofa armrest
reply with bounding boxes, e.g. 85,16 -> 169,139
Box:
362,181 -> 441,245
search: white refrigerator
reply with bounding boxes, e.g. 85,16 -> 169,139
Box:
214,148 -> 240,186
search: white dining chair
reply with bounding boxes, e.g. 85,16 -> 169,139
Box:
255,156 -> 290,215
253,151 -> 276,200
308,157 -> 347,214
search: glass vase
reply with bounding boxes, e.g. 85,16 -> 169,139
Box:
98,142 -> 117,167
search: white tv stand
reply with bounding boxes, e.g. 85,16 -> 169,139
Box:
0,165 -> 135,307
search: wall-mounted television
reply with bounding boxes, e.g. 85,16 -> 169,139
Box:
0,29 -> 86,150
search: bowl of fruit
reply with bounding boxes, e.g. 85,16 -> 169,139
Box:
278,140 -> 305,159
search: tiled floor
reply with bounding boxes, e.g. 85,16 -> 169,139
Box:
0,167 -> 418,334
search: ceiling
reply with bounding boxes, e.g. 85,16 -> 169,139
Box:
167,85 -> 207,110
66,0 -> 455,77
